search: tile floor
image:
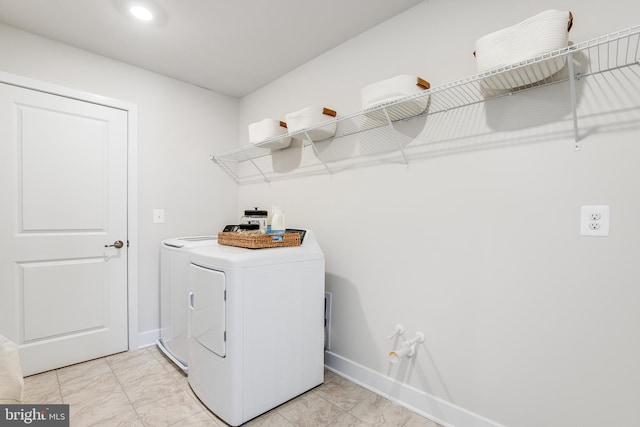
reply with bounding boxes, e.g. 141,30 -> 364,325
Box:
22,346 -> 442,427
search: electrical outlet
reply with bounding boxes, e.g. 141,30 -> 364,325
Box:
580,205 -> 609,236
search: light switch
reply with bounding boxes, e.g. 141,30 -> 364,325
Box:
153,209 -> 165,224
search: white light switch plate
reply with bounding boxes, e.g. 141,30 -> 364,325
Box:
153,209 -> 165,224
580,205 -> 609,236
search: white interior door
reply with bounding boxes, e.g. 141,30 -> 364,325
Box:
0,82 -> 129,376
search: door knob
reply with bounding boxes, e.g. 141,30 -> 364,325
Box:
105,240 -> 124,249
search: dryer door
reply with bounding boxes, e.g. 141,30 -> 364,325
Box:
189,264 -> 226,358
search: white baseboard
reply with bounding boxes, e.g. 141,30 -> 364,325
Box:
136,329 -> 160,350
324,351 -> 504,427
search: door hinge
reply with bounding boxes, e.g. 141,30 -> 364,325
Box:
224,290 -> 227,301
223,331 -> 227,341
127,240 -> 130,247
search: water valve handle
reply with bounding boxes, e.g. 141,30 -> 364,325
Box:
388,324 -> 405,340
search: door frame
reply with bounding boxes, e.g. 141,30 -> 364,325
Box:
0,70 -> 140,352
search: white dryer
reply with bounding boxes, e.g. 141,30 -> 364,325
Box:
187,230 -> 324,426
157,236 -> 217,372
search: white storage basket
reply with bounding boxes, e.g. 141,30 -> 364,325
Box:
361,75 -> 430,121
285,106 -> 337,141
474,10 -> 573,90
248,118 -> 291,150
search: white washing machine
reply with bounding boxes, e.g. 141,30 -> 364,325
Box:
187,230 -> 324,426
157,236 -> 217,372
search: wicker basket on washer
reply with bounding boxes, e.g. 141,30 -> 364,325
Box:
218,232 -> 301,249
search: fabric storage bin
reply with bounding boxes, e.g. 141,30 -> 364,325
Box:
474,9 -> 573,90
361,75 -> 430,121
285,106 -> 337,141
248,118 -> 291,150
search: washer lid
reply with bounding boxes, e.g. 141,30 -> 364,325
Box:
162,236 -> 217,249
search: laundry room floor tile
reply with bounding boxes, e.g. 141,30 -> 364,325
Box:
56,357 -> 111,384
313,374 -> 377,411
277,392 -> 346,426
332,412 -> 371,426
350,394 -> 414,426
171,410 -> 226,426
119,369 -> 183,409
20,347 -> 443,427
135,390 -> 204,426
21,370 -> 62,404
108,347 -> 166,384
244,411 -> 295,426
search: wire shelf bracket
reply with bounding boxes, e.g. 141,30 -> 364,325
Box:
567,50 -> 581,151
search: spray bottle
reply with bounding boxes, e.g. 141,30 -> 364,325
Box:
270,206 -> 286,240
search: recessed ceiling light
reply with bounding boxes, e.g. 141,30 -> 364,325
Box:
130,5 -> 153,21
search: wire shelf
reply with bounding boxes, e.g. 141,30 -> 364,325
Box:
212,24 -> 640,184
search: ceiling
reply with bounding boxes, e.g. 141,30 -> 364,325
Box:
0,0 -> 424,97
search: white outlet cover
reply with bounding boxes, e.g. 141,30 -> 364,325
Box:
580,205 -> 609,236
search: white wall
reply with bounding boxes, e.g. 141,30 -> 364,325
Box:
2,2 -> 638,424
0,23 -> 239,344
238,1 -> 640,426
